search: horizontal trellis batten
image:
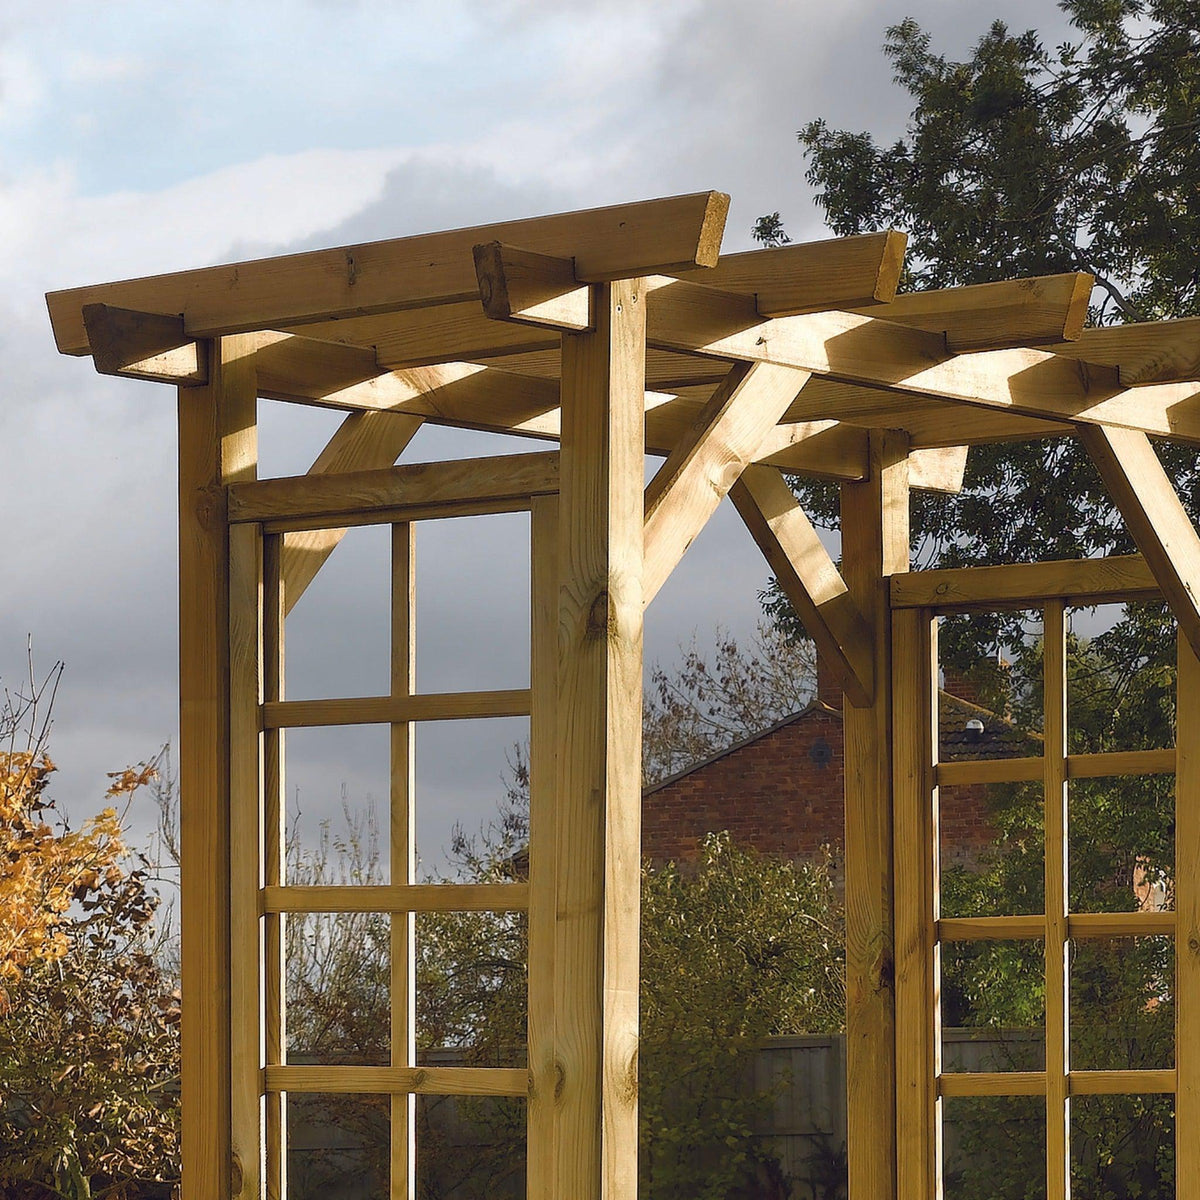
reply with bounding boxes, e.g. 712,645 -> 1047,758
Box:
44,189 -> 1200,1200
261,689 -> 530,728
264,1065 -> 530,1097
261,884 -> 529,914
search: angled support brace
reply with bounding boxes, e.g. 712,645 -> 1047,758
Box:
642,361 -> 812,605
281,411 -> 425,615
1077,422 -> 1200,659
730,464 -> 875,706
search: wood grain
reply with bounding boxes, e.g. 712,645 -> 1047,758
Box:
841,430 -> 908,1200
178,335 -> 257,1200
554,280 -> 645,1199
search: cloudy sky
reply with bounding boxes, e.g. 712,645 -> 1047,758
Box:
0,0 -> 1076,873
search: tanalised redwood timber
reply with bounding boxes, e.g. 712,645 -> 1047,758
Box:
841,430 -> 909,1200
48,192 -> 730,352
177,336 -> 257,1200
553,279 -> 646,1198
45,191 -> 1200,1200
1177,633 -> 1200,1189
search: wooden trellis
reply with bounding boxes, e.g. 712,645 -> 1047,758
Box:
44,190 -> 1200,1200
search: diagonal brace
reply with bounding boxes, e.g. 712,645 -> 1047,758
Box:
642,362 -> 812,605
1076,423 -> 1200,659
730,464 -> 875,706
280,411 -> 424,614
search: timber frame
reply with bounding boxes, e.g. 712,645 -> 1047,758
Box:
45,190 -> 1200,1200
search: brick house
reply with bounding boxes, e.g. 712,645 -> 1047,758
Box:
642,662 -> 1036,871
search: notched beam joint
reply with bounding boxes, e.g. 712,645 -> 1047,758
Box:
82,303 -> 209,386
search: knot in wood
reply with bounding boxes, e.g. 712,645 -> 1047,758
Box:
197,485 -> 226,533
554,1059 -> 566,1102
229,1153 -> 244,1196
1190,933 -> 1200,957
586,590 -> 610,639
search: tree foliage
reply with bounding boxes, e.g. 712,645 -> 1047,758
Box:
0,675 -> 179,1199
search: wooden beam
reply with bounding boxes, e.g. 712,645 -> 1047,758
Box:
390,522 -> 417,1200
642,362 -> 811,603
1076,424 -> 1200,658
640,275 -> 1200,442
729,464 -> 875,706
280,410 -> 423,617
891,554 -> 1160,610
228,451 -> 559,525
475,242 -> 592,331
261,883 -> 527,912
1053,316 -> 1200,384
265,1065 -> 529,1097
527,496 -> 559,1200
1044,601 -> 1070,1200
554,280 -> 645,1198
228,523 -> 263,1200
262,689 -> 530,728
852,273 -> 1092,351
840,430 -> 908,1200
83,303 -> 208,385
892,608 -> 938,1200
670,230 -> 907,317
907,445 -> 967,494
293,302 -> 561,368
1177,632 -> 1200,1194
178,336 -> 257,1200
260,537 -> 286,1200
785,375 -> 1072,445
48,191 -> 728,354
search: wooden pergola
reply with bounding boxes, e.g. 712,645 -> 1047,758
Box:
45,190 -> 1200,1200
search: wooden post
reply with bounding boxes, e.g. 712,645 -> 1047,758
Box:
1176,632 -> 1200,1189
229,521 -> 263,1199
1043,601 -> 1070,1200
527,495 -> 559,1199
892,608 -> 938,1200
841,429 -> 908,1200
391,524 -> 417,1198
554,279 -> 646,1199
179,335 -> 257,1200
262,536 -> 286,1200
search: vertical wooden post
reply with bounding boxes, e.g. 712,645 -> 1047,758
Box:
554,279 -> 646,1200
892,608 -> 939,1200
262,535 -> 286,1200
841,429 -> 908,1200
179,335 -> 257,1200
229,522 -> 263,1199
1176,632 -> 1199,1190
391,524 -> 417,1198
1043,601 -> 1070,1200
527,495 -> 559,1200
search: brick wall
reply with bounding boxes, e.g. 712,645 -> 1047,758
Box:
642,700 -> 998,870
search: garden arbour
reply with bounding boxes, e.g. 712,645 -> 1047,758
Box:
44,190 -> 1200,1199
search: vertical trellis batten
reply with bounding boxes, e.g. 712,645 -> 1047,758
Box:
1043,601 -> 1070,1200
527,495 -> 560,1199
892,608 -> 938,1200
262,534 -> 287,1200
390,524 -> 418,1197
1177,632 -> 1200,1189
229,520 -> 264,1198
